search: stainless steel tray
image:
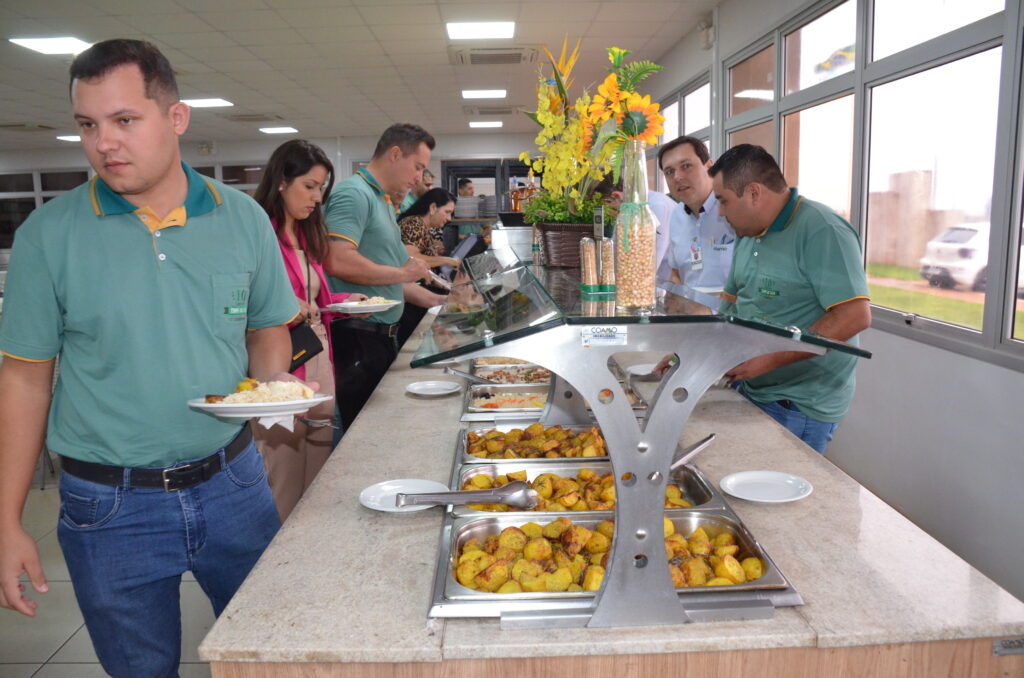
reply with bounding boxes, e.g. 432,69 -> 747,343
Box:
458,423 -> 609,464
460,383 -> 554,422
450,461 -> 719,517
470,363 -> 553,386
428,511 -> 794,618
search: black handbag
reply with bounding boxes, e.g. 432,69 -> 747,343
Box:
288,256 -> 324,372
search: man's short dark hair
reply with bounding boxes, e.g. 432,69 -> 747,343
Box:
658,135 -> 710,169
708,144 -> 788,195
372,123 -> 436,159
458,178 -> 473,190
69,39 -> 179,107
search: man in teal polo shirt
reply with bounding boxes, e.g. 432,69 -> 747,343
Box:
711,144 -> 871,454
0,40 -> 298,677
323,123 -> 445,429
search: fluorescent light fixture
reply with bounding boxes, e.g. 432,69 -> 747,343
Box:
182,98 -> 233,108
469,121 -> 503,128
446,22 -> 515,40
10,37 -> 91,55
462,89 -> 507,99
259,126 -> 298,134
56,135 -> 80,142
734,89 -> 774,101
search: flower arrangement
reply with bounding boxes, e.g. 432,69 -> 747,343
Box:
520,41 -> 665,225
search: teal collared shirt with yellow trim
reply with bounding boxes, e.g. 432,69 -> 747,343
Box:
721,188 -> 870,423
323,167 -> 409,325
0,163 -> 299,467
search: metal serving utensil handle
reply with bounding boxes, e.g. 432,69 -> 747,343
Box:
444,365 -> 495,385
395,487 -> 506,508
669,433 -> 716,472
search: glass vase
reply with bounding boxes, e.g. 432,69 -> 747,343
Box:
614,138 -> 658,312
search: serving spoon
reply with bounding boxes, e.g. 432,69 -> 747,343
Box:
395,480 -> 539,509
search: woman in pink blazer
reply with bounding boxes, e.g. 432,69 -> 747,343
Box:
252,140 -> 361,520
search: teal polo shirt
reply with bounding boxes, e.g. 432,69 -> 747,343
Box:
720,188 -> 869,422
0,163 -> 299,467
324,168 -> 408,325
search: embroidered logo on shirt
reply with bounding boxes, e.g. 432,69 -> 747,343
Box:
757,277 -> 780,298
224,288 -> 249,316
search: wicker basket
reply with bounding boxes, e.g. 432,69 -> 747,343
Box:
536,222 -> 593,267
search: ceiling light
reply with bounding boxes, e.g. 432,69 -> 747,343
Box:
469,121 -> 503,128
182,98 -> 234,108
56,135 -> 80,142
734,89 -> 774,101
259,127 -> 298,134
446,22 -> 515,40
462,89 -> 507,99
10,37 -> 91,55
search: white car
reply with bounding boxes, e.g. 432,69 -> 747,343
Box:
919,223 -> 1024,296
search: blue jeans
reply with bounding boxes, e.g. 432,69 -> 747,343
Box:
734,384 -> 838,454
57,441 -> 280,678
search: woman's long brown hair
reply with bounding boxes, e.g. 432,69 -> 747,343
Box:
253,139 -> 334,263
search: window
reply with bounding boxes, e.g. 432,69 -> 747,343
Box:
784,1 -> 856,94
729,46 -> 774,116
782,95 -> 854,218
222,164 -> 265,187
0,174 -> 33,193
661,100 -> 679,143
40,171 -> 87,192
873,0 -> 1004,61
864,48 -> 1001,331
0,198 -> 36,249
728,120 -> 774,150
684,83 -> 710,134
194,166 -> 216,178
1015,229 -> 1024,341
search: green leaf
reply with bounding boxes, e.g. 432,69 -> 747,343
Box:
618,61 -> 664,92
524,111 -> 541,126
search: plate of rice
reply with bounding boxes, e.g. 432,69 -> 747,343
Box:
189,380 -> 333,419
324,296 -> 400,314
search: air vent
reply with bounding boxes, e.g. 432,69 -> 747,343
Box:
0,123 -> 57,132
223,113 -> 285,123
449,46 -> 539,66
462,105 -> 520,116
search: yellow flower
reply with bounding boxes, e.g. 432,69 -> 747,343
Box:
620,92 -> 664,145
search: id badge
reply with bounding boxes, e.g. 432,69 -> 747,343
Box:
690,245 -> 704,271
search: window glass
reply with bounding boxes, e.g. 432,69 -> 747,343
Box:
0,174 -> 33,193
865,48 -> 1001,331
0,198 -> 37,248
873,0 -> 1004,61
661,100 -> 679,143
193,166 -> 216,178
40,170 -> 88,192
222,164 -> 265,186
728,119 -> 774,151
784,1 -> 856,94
729,46 -> 774,116
684,83 -> 710,134
782,95 -> 854,218
1014,230 -> 1023,341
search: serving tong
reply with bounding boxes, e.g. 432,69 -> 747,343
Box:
395,480 -> 539,509
444,365 -> 496,386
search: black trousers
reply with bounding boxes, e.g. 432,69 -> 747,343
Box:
330,319 -> 399,430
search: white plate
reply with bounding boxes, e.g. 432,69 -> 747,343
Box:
406,380 -> 461,397
359,478 -> 450,512
720,470 -> 813,503
188,394 -> 333,420
324,300 -> 401,314
627,363 -> 658,376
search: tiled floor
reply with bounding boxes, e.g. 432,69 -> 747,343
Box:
0,456 -> 213,678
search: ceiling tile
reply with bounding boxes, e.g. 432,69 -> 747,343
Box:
159,32 -> 237,49
225,28 -> 306,46
201,10 -> 287,32
355,4 -> 442,26
301,25 -> 377,43
120,12 -> 215,33
437,3 -> 519,22
370,24 -> 446,41
274,7 -> 364,28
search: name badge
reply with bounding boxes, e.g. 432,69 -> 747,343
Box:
690,245 -> 704,271
581,325 -> 628,347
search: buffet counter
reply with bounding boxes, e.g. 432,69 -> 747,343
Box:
199,317 -> 1024,677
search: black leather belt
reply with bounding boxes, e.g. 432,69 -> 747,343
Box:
337,317 -> 399,338
60,423 -> 252,492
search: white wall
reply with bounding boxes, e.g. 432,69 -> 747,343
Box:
653,0 -> 1024,603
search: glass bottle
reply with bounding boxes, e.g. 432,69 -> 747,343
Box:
614,138 -> 658,312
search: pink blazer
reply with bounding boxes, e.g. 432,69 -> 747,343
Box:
273,219 -> 350,378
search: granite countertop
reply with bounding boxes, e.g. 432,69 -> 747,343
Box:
200,332 -> 1024,664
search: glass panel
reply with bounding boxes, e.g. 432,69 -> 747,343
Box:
221,164 -> 264,185
193,166 -> 216,178
646,156 -> 658,192
782,95 -> 854,219
0,198 -> 36,248
728,119 -> 774,150
0,173 -> 33,193
784,1 -> 855,94
729,46 -> 774,116
661,100 -> 679,143
684,83 -> 711,134
874,0 -> 1004,61
1014,229 -> 1023,341
40,170 -> 88,192
865,48 -> 1001,331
